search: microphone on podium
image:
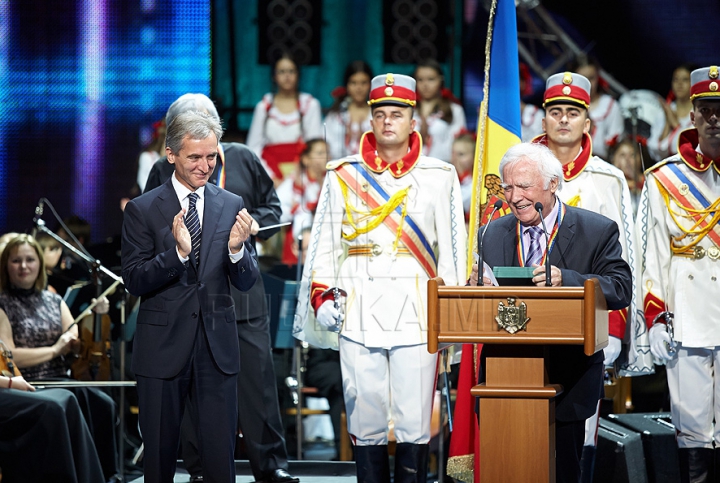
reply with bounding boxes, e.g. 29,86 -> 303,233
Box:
477,200 -> 504,286
533,202 -> 552,286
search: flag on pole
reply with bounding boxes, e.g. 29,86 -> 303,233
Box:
448,1 -> 521,481
466,0 -> 522,274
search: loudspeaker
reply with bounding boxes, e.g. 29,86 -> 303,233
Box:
258,0 -> 322,66
382,0 -> 449,64
608,413 -> 680,483
594,418 -> 649,483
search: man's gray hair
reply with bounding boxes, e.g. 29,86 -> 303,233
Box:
165,110 -> 223,154
165,93 -> 220,130
498,142 -> 564,191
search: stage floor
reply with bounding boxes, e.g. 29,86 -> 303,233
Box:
128,460 -> 357,482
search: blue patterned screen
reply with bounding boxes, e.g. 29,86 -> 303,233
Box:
0,0 -> 210,242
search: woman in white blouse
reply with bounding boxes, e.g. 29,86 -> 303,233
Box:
246,53 -> 323,185
413,59 -> 466,163
324,61 -> 373,161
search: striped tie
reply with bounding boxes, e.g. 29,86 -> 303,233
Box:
185,192 -> 201,265
525,226 -> 544,267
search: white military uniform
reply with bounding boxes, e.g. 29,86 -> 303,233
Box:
293,131 -> 467,445
638,128 -> 720,448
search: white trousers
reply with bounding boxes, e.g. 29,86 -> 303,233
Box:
339,336 -> 437,446
667,345 -> 720,448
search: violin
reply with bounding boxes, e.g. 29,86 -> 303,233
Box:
68,280 -> 120,381
0,338 -> 21,378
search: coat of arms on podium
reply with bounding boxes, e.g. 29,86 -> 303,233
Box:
495,297 -> 530,334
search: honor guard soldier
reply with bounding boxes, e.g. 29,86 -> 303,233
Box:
293,73 -> 467,483
639,65 -> 720,482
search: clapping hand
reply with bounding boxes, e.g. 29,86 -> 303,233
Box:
229,208 -> 255,254
172,208 -> 192,258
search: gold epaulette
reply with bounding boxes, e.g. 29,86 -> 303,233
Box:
644,156 -> 680,176
326,157 -> 355,171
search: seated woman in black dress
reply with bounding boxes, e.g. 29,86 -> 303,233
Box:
0,372 -> 105,483
0,234 -> 118,480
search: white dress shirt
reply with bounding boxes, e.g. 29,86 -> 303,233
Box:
171,173 -> 244,263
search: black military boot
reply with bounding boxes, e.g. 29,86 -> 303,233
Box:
355,445 -> 390,483
679,448 -> 715,483
393,443 -> 429,483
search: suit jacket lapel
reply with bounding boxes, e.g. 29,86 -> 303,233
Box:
156,178 -> 182,241
199,183 -> 223,274
502,222 -> 519,267
550,205 -> 576,267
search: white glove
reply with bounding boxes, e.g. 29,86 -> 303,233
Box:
603,336 -> 622,366
316,300 -> 343,329
649,323 -> 676,361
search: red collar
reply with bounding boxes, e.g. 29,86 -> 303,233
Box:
360,131 -> 422,178
532,132 -> 593,181
678,128 -> 720,173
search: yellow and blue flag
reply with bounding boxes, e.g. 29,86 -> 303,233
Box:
467,0 -> 522,274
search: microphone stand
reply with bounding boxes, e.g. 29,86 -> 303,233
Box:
34,216 -> 129,482
477,200 -> 503,286
534,202 -> 552,287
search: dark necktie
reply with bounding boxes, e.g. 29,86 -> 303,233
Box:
525,226 -> 544,267
186,192 -> 201,265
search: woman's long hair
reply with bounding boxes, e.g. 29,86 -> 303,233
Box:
328,60 -> 374,113
414,59 -> 454,124
0,234 -> 46,292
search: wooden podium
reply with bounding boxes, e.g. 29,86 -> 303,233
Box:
428,278 -> 608,483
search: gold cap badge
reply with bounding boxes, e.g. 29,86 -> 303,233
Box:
562,72 -> 573,85
710,66 -> 719,79
385,73 -> 395,86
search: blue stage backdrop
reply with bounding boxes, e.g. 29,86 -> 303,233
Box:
0,0 -> 210,244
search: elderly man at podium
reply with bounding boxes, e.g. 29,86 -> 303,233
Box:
470,142 -> 632,483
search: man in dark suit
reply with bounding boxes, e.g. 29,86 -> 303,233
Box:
470,142 -> 632,483
122,109 -> 259,483
144,94 -> 298,483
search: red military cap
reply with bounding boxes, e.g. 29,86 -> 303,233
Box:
690,66 -> 720,101
543,71 -> 591,109
368,73 -> 417,108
